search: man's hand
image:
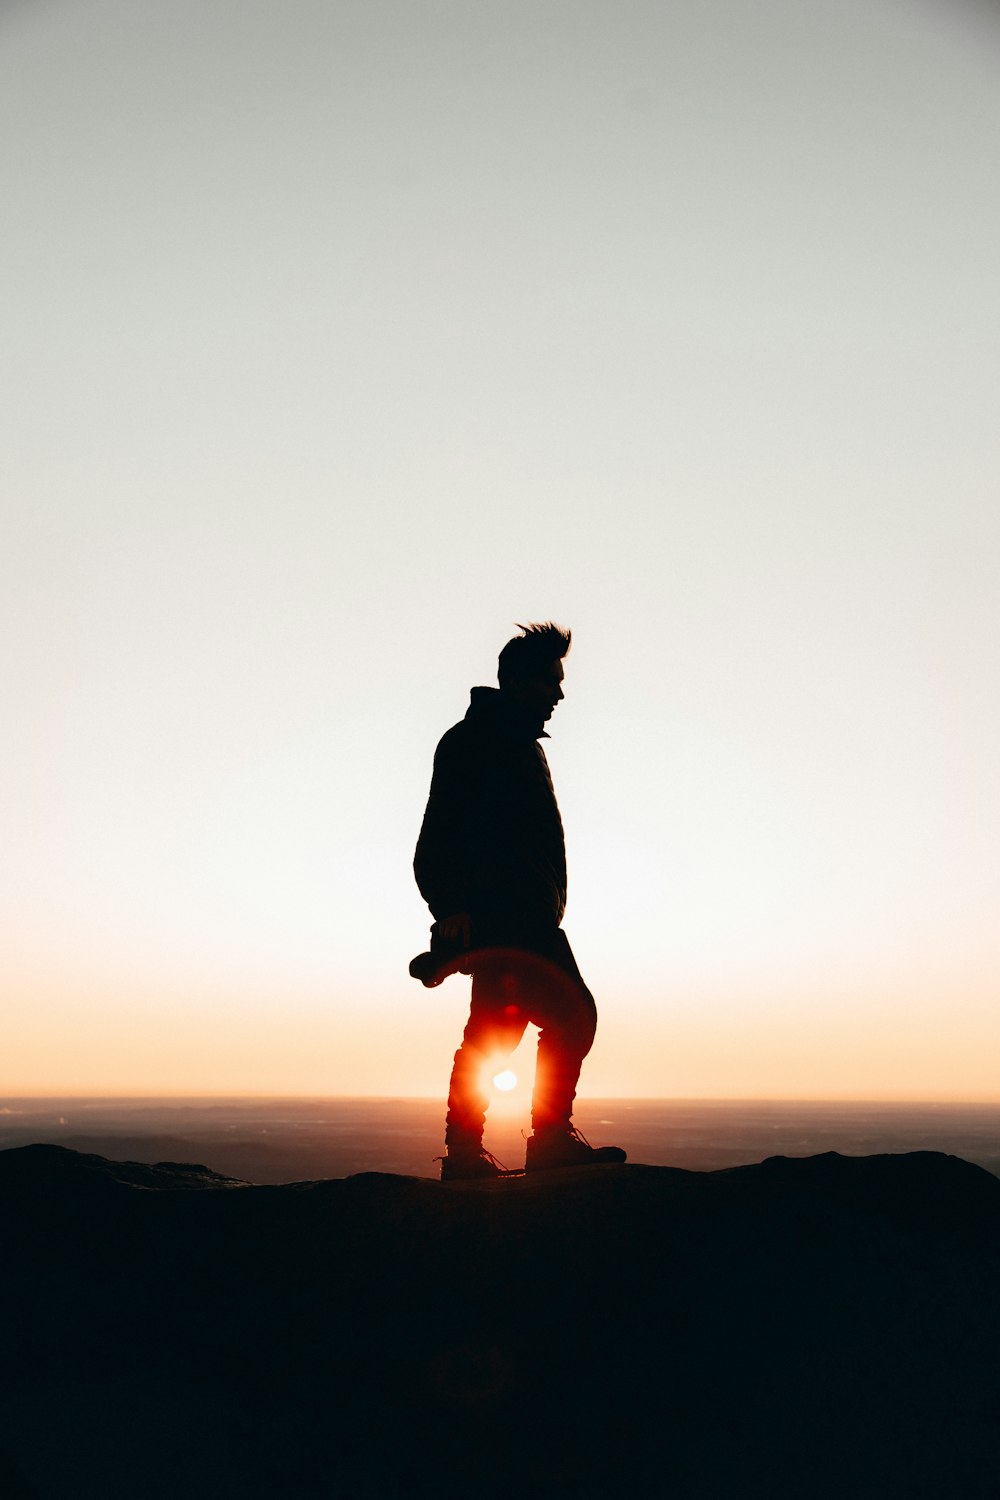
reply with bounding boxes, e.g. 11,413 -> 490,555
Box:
437,912 -> 473,947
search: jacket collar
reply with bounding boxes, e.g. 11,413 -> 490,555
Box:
466,685 -> 550,740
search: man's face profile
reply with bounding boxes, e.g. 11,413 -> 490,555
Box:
508,658 -> 565,722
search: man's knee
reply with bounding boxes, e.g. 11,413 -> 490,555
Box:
569,1003 -> 597,1058
537,993 -> 596,1058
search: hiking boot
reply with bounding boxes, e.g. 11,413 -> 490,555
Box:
439,1147 -> 510,1183
525,1125 -> 627,1173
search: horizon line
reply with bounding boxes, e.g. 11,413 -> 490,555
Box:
5,1091 -> 1000,1107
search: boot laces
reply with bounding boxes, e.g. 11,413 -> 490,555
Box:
435,1146 -> 510,1171
531,1124 -> 593,1147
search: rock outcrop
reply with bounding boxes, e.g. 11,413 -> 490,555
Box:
3,1145 -> 999,1498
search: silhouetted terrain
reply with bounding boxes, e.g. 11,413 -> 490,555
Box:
4,1096 -> 1000,1181
3,1144 -> 1000,1498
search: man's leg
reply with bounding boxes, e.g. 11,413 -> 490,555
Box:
525,932 -> 597,1131
523,931 -> 626,1171
444,954 -> 529,1159
444,936 -> 624,1175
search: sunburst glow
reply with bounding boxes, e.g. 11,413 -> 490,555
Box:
493,1070 -> 518,1092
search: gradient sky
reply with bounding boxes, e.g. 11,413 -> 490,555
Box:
3,0 -> 999,1100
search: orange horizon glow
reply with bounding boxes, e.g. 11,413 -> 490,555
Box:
5,1088 -> 1000,1105
5,954 -> 999,1104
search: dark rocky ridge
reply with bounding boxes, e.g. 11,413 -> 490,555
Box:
3,1145 -> 999,1498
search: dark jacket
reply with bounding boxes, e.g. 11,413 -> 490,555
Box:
414,687 -> 567,944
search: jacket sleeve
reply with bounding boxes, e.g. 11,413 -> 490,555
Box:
413,730 -> 487,920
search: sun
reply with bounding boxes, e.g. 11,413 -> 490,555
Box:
492,1070 -> 517,1092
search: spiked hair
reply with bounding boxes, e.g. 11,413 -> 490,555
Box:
497,621 -> 572,688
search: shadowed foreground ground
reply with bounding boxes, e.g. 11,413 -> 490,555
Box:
2,1145 -> 999,1498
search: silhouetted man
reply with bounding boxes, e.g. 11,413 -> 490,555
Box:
413,622 -> 626,1181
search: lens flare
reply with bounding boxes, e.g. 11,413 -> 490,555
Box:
492,1070 -> 517,1092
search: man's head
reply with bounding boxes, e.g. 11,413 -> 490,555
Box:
497,621 -> 571,724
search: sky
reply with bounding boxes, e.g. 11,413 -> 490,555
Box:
2,0 -> 999,1102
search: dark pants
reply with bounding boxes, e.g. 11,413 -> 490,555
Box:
445,929 -> 598,1148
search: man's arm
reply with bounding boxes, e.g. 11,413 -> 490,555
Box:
436,912 -> 473,947
414,729 -> 487,926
